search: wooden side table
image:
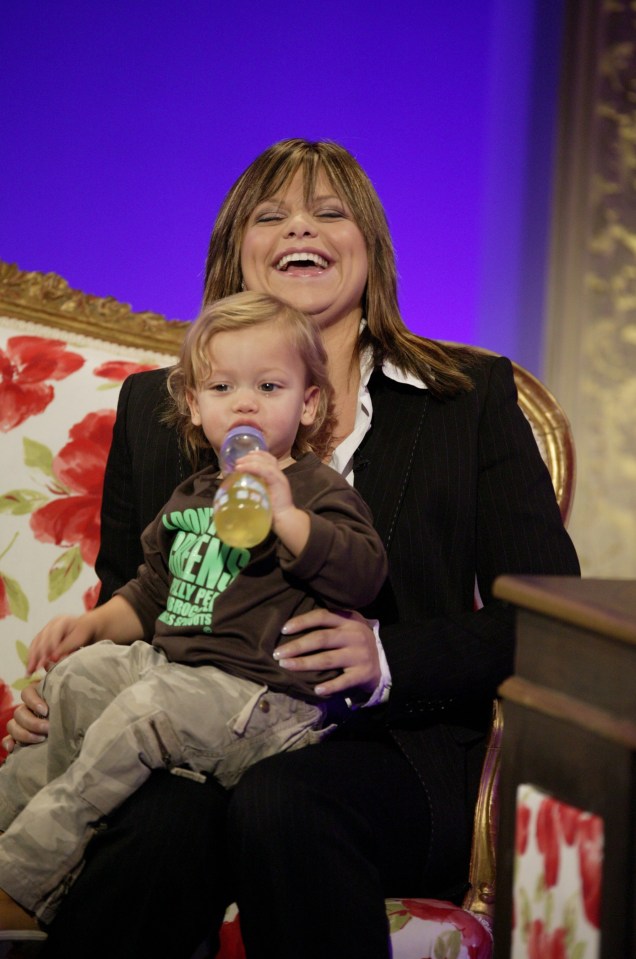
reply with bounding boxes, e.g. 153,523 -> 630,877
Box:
492,575 -> 636,959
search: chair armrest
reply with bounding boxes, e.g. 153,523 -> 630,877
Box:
462,698 -> 503,921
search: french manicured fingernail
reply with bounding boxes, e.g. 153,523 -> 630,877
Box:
280,625 -> 289,634
277,659 -> 293,669
314,686 -> 326,696
273,650 -> 281,660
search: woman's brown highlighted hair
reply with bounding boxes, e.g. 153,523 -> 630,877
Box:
203,138 -> 475,397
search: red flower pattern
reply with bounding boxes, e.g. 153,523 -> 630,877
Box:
519,791 -> 603,956
578,814 -> 602,929
527,919 -> 568,959
0,336 -> 84,432
217,900 -> 493,959
534,795 -> 603,925
94,360 -> 157,383
558,802 -> 580,845
217,914 -> 246,959
29,410 -> 115,566
0,681 -> 15,763
0,576 -> 9,620
401,899 -> 490,955
83,582 -> 101,611
536,797 -> 561,888
515,802 -> 531,855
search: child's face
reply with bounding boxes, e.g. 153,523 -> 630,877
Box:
186,321 -> 319,465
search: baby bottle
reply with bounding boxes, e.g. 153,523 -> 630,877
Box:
212,426 -> 272,548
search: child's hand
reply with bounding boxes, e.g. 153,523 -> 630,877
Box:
27,614 -> 96,675
234,451 -> 310,556
234,451 -> 294,519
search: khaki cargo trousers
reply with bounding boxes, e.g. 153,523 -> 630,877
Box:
0,640 -> 330,924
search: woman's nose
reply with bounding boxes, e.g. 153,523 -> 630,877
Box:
284,211 -> 317,238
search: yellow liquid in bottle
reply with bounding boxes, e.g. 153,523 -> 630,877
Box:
213,472 -> 272,548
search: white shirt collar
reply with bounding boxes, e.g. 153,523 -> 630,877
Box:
329,340 -> 427,483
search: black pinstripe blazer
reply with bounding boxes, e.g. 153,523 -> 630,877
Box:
95,350 -> 580,893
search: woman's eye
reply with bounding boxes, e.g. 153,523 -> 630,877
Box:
316,208 -> 345,219
254,210 -> 284,223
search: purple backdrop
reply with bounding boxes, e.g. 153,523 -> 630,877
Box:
0,0 -> 564,373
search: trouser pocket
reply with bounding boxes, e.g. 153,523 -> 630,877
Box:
182,684 -> 335,789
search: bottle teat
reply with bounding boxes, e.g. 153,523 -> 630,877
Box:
220,426 -> 267,472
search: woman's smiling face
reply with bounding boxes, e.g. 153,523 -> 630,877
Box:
240,167 -> 368,334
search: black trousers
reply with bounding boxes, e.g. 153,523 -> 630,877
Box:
42,737 -> 432,959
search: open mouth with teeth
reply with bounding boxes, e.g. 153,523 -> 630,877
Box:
275,252 -> 330,272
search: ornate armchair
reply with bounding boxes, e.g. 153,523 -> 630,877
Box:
0,264 -> 576,959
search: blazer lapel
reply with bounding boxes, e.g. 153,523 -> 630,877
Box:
353,370 -> 429,550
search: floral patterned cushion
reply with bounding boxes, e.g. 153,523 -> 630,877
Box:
0,314 -> 172,749
512,785 -> 603,959
215,899 -> 493,959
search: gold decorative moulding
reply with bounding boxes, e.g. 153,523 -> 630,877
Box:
0,260 -> 189,355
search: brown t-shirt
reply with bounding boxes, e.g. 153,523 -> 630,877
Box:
116,453 -> 387,702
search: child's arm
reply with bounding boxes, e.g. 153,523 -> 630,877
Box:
27,595 -> 144,675
235,452 -> 387,609
234,451 -> 310,556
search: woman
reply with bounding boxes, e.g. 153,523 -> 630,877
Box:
8,139 -> 580,959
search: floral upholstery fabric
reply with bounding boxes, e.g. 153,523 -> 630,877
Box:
213,900 -> 493,959
0,315 -> 171,756
512,784 -> 603,959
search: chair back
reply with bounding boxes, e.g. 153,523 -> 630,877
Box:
461,352 -> 576,923
511,360 -> 576,524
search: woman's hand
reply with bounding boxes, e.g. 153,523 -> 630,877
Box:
275,608 -> 381,698
3,683 -> 50,754
1,613 -> 84,754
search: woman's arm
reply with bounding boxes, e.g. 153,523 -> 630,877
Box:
274,357 -> 579,707
377,356 -> 580,718
94,374 -> 142,603
96,368 -> 185,603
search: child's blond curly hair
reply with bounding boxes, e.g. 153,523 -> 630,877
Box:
165,291 -> 336,465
